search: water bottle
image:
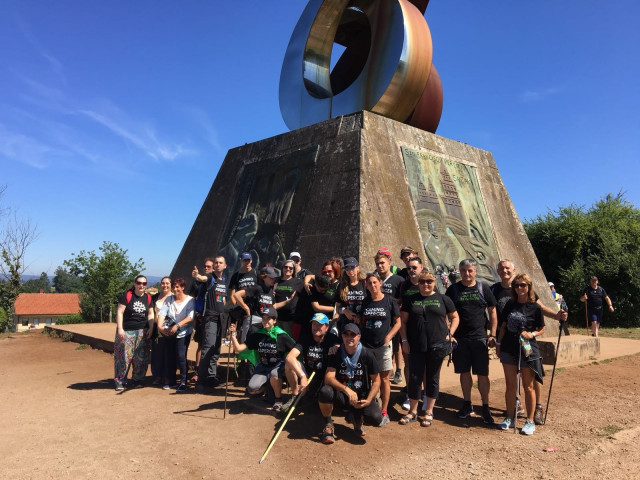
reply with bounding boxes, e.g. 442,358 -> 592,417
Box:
520,335 -> 532,357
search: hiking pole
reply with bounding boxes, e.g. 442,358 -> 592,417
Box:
584,301 -> 589,335
514,339 -> 522,434
223,326 -> 232,420
259,371 -> 316,464
543,322 -> 563,425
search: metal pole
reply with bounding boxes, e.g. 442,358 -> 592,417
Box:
543,324 -> 563,424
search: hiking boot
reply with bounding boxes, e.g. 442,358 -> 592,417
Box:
456,403 -> 474,419
281,396 -> 296,413
114,380 -> 124,391
320,424 -> 335,444
534,405 -> 545,425
391,371 -> 403,384
521,419 -> 536,435
482,405 -> 495,424
498,417 -> 513,430
176,383 -> 188,393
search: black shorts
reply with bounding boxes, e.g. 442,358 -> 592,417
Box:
192,315 -> 203,343
452,337 -> 489,376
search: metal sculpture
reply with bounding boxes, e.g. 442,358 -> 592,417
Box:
279,0 -> 443,133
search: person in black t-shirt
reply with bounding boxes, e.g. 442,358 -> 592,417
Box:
228,251 -> 259,325
360,272 -> 401,425
333,257 -> 368,335
496,273 -> 545,435
445,258 -> 498,423
114,275 -> 154,390
318,323 -> 383,444
229,307 -> 296,411
284,313 -> 339,410
192,256 -> 228,392
296,274 -> 336,341
580,276 -> 614,337
274,259 -> 304,337
399,271 -> 458,427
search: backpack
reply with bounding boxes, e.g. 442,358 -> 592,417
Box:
125,290 -> 152,307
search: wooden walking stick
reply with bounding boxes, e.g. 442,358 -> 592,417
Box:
584,301 -> 589,335
259,371 -> 316,464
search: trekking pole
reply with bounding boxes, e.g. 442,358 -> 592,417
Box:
584,301 -> 589,335
514,340 -> 522,434
223,327 -> 232,420
259,371 -> 316,464
543,322 -> 563,425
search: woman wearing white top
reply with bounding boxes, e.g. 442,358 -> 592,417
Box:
157,278 -> 195,392
151,276 -> 172,385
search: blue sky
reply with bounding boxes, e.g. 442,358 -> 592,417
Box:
1,1 -> 638,277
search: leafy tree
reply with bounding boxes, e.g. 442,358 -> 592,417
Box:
524,192 -> 640,328
21,272 -> 52,293
63,241 -> 144,322
52,266 -> 84,293
0,185 -> 38,332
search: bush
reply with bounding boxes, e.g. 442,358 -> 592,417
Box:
525,193 -> 640,328
56,314 -> 85,325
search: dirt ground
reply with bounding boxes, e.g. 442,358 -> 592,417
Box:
1,331 -> 639,480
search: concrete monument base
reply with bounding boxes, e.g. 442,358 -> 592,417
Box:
172,109 -> 595,355
538,334 -> 600,365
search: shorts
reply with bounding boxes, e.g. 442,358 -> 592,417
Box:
500,350 -> 544,384
247,360 -> 285,393
369,343 -> 393,372
392,332 -> 401,354
452,337 -> 489,376
588,307 -> 603,324
192,315 -> 203,343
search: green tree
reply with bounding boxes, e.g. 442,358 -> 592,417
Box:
52,266 -> 84,293
21,272 -> 52,293
63,241 -> 144,322
524,192 -> 640,327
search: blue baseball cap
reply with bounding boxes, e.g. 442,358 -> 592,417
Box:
240,252 -> 252,261
311,313 -> 330,325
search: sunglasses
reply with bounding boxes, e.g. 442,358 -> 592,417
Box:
513,283 -> 528,288
408,266 -> 419,270
344,265 -> 357,270
135,281 -> 147,286
418,279 -> 435,285
204,265 -> 214,269
321,269 -> 333,275
342,331 -> 358,338
282,266 -> 294,270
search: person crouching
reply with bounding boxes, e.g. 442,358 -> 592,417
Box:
228,307 -> 296,412
318,323 -> 383,444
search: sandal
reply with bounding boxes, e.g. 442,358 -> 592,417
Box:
419,413 -> 434,427
320,424 -> 335,444
399,412 -> 418,425
272,400 -> 284,412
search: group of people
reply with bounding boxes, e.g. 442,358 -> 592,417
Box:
113,247 -> 582,440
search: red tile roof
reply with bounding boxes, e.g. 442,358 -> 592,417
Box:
14,293 -> 81,315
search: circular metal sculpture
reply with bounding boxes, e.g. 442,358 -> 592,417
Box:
279,0 -> 443,133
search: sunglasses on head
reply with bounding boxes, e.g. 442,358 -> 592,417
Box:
418,279 -> 435,285
342,331 -> 358,338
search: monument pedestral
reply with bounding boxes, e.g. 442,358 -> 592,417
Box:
172,110 -> 595,356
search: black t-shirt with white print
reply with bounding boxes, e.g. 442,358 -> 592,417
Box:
445,282 -> 497,339
244,282 -> 275,317
119,290 -> 152,330
245,330 -> 296,366
327,346 -> 380,399
360,294 -> 401,349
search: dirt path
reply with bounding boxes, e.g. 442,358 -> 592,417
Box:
1,332 -> 638,479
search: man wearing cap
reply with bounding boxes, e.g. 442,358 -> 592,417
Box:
229,252 -> 258,305
283,313 -> 340,411
192,256 -> 228,392
491,259 -> 569,424
318,323 -> 383,444
376,246 -> 401,276
375,250 -> 404,384
290,251 -> 312,280
549,281 -> 570,336
229,306 -> 296,411
398,246 -> 418,280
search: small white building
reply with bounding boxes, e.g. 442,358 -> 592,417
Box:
13,292 -> 81,331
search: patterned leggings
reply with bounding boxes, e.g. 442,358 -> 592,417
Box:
114,329 -> 149,383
